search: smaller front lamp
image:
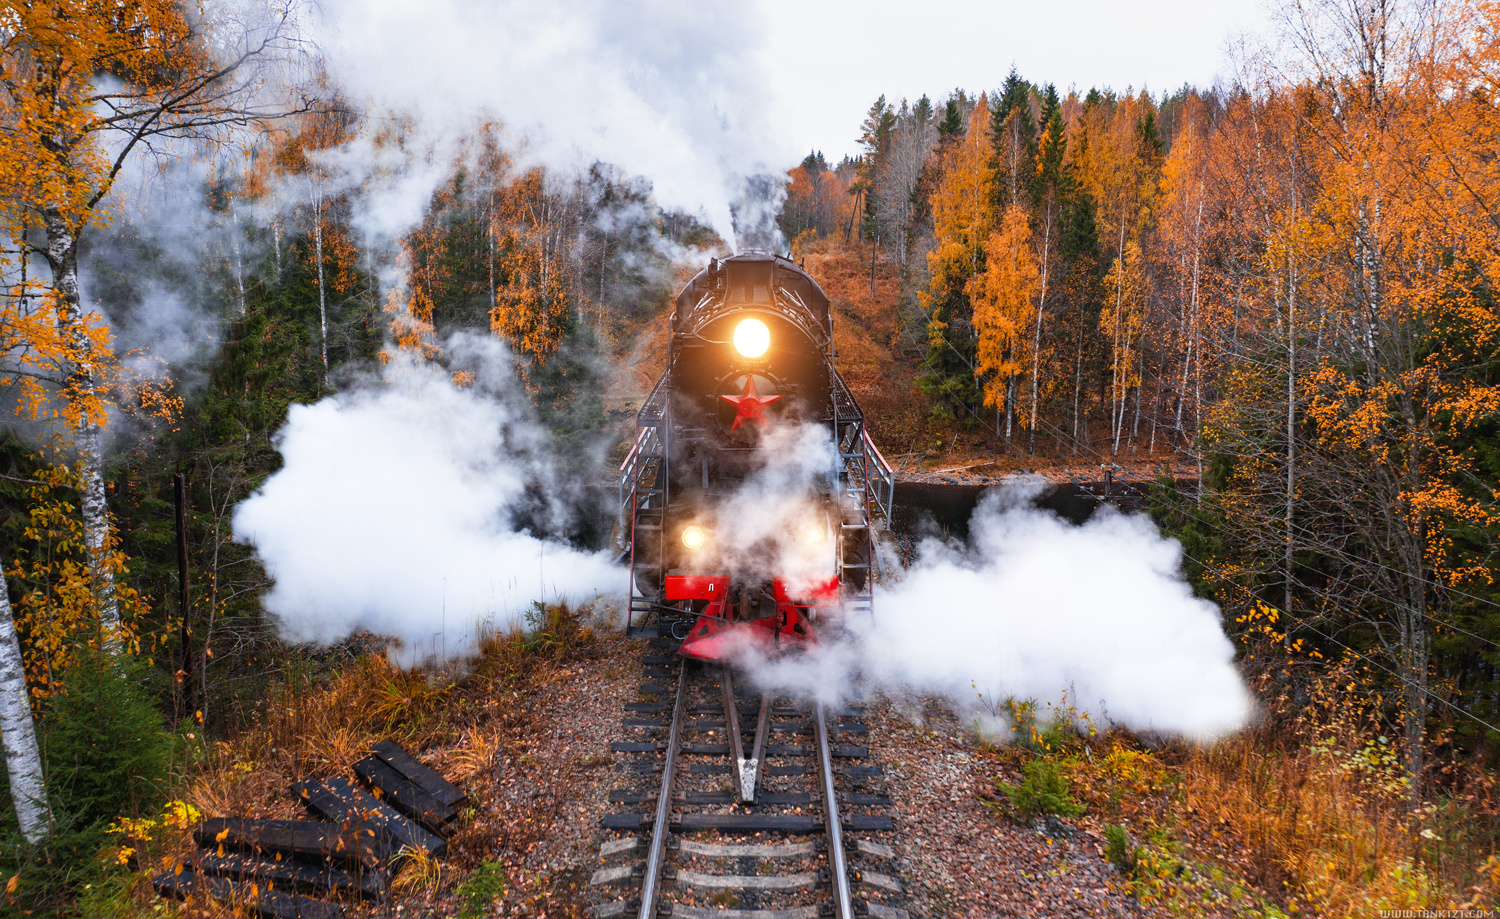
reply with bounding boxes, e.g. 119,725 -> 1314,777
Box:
733,318 -> 771,358
682,525 -> 707,550
801,522 -> 827,545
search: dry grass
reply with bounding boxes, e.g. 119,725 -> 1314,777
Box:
1051,662 -> 1500,918
1181,733 -> 1442,916
116,605 -> 610,918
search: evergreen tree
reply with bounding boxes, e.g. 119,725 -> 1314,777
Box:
992,67 -> 1039,209
938,95 -> 965,144
855,96 -> 897,241
913,94 -> 933,125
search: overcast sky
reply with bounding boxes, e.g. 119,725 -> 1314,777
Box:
760,0 -> 1267,162
310,0 -> 1271,244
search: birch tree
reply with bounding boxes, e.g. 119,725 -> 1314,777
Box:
0,562 -> 48,844
0,0 -> 311,644
970,204 -> 1039,450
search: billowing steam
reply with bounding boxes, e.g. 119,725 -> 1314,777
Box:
699,422 -> 840,592
308,0 -> 796,246
232,335 -> 620,665
734,481 -> 1252,741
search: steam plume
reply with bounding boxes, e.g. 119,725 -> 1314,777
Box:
232,335 -> 620,665
736,482 -> 1252,741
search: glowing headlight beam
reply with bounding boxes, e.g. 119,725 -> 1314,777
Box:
733,318 -> 770,358
682,525 -> 707,549
801,522 -> 827,545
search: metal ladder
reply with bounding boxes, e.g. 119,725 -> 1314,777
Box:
619,422 -> 668,636
829,368 -> 894,621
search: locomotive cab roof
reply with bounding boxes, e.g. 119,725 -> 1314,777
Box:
672,251 -> 830,344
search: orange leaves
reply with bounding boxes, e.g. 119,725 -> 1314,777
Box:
0,282 -> 116,428
927,96 -> 994,278
487,169 -> 574,363
381,288 -> 440,363
0,0 -> 197,236
7,460 -> 145,697
969,204 -> 1038,408
920,95 -> 994,346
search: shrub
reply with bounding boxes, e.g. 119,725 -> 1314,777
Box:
996,757 -> 1084,821
1104,823 -> 1139,874
40,646 -> 173,831
455,858 -> 508,919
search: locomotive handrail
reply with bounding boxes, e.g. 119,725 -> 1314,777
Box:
619,427 -> 649,472
863,428 -> 896,522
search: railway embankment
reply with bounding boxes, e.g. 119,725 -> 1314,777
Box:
125,608 -> 1449,918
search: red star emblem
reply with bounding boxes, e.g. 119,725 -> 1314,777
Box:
720,377 -> 782,431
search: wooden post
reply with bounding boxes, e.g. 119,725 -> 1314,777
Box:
174,473 -> 192,721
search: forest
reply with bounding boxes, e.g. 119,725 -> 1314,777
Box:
4,0 -> 1500,915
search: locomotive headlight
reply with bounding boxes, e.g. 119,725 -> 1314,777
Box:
801,522 -> 827,545
681,525 -> 707,550
733,318 -> 771,358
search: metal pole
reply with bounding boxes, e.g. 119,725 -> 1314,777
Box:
173,473 -> 191,721
638,663 -> 687,919
816,701 -> 854,919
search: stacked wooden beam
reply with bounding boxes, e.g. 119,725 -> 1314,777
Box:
153,740 -> 466,918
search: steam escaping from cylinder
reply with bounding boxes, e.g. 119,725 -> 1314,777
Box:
232,334 -> 620,667
731,480 -> 1253,742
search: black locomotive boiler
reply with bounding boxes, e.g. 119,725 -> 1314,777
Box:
616,251 -> 894,660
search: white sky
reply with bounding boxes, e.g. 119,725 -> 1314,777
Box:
760,0 -> 1268,162
309,0 -> 1271,242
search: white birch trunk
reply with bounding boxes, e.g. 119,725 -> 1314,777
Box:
0,562 -> 50,844
43,207 -> 121,648
1286,257 -> 1296,618
1029,203 -> 1051,457
1110,219 -> 1127,454
313,185 -> 328,380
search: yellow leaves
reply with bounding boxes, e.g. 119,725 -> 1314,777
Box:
925,97 -> 994,310
8,458 -> 144,695
487,171 -> 573,364
0,283 -> 116,429
165,800 -> 202,831
970,204 -> 1039,409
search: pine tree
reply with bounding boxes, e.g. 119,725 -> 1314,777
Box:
856,96 -> 897,241
992,68 -> 1039,210
937,96 -> 965,145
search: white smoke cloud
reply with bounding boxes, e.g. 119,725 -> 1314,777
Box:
700,422 -> 839,593
307,0 -> 799,247
735,482 -> 1252,742
232,334 -> 621,665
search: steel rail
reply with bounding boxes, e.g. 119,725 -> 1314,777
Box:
721,668 -> 750,802
637,662 -> 688,919
750,691 -> 771,772
815,701 -> 854,919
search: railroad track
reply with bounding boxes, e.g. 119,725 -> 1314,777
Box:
590,637 -> 911,919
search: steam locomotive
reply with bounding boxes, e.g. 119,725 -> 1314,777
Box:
615,251 -> 894,661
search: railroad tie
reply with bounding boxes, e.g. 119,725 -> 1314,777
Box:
669,907 -> 821,919
152,870 -> 346,919
670,869 -> 819,890
599,836 -> 641,857
856,871 -> 904,893
677,840 -> 815,859
590,865 -> 638,887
